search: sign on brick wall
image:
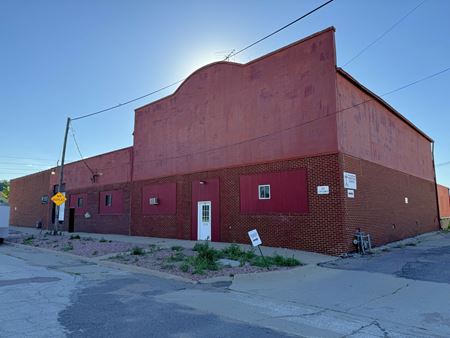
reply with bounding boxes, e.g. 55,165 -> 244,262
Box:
343,172 -> 357,190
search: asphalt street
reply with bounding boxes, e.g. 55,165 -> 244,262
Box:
320,231 -> 450,283
2,231 -> 450,337
0,243 -> 290,338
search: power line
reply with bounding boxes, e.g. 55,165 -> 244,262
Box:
0,162 -> 53,167
380,66 -> 450,96
0,168 -> 42,172
71,0 -> 334,122
342,0 -> 427,67
69,124 -> 96,175
71,80 -> 185,121
437,161 -> 450,167
0,155 -> 56,163
227,0 -> 335,59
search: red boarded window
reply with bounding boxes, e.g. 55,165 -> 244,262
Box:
69,193 -> 88,215
240,169 -> 308,214
142,183 -> 176,215
99,190 -> 123,215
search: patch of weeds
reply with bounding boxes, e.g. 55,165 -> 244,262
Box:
186,256 -> 218,274
167,251 -> 186,262
111,253 -> 129,261
395,244 -> 406,249
250,254 -> 301,268
131,247 -> 146,255
171,245 -> 184,252
221,244 -> 256,264
99,238 -> 111,243
69,234 -> 81,240
161,263 -> 175,270
381,248 -> 391,252
92,250 -> 98,256
186,242 -> 220,274
406,242 -> 417,246
61,243 -> 74,251
148,244 -> 161,253
193,242 -> 221,261
22,235 -> 35,245
83,237 -> 94,241
180,262 -> 190,273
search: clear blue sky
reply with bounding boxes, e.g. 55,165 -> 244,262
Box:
1,0 -> 449,186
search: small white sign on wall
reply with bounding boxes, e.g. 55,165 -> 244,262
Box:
248,229 -> 262,247
347,189 -> 355,198
317,186 -> 330,195
344,172 -> 357,190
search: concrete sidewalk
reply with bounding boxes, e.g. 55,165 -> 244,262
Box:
9,225 -> 333,265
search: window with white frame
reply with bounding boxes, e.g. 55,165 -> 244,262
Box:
258,184 -> 271,200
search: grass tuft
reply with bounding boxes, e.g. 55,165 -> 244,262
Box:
22,235 -> 35,245
131,247 -> 145,255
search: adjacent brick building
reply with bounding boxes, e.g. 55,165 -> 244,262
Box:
438,184 -> 450,218
9,27 -> 440,255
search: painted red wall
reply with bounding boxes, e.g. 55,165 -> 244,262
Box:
191,179 -> 220,241
99,190 -> 124,215
142,183 -> 176,215
240,169 -> 308,214
49,147 -> 133,191
133,28 -> 338,181
69,193 -> 88,215
438,184 -> 450,218
61,183 -> 131,235
336,73 -> 434,182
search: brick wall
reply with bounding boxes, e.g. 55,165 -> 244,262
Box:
437,184 -> 450,218
60,182 -> 131,235
9,170 -> 52,228
340,153 -> 439,251
131,154 -> 347,255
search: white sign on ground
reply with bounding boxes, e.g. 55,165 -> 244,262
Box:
343,172 -> 357,190
248,229 -> 262,247
317,186 -> 330,195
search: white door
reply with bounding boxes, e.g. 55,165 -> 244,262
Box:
197,201 -> 211,240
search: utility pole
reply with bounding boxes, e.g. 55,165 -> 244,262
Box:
53,117 -> 71,235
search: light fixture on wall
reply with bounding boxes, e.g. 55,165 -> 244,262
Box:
199,181 -> 206,185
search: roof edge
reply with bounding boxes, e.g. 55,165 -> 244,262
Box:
336,67 -> 433,143
135,26 -> 336,112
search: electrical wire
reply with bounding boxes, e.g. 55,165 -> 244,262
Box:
227,0 -> 334,59
69,124 -> 96,176
0,155 -> 56,162
343,0 -> 427,67
71,80 -> 185,121
70,0 -> 334,121
437,161 -> 450,167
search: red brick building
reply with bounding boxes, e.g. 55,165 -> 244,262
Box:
9,28 -> 440,254
438,184 -> 450,219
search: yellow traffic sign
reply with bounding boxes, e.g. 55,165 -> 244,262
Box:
51,192 -> 66,206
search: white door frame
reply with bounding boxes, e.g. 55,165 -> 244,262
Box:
197,201 -> 212,240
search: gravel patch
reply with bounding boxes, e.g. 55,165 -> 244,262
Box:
109,247 -> 296,281
7,231 -> 144,258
